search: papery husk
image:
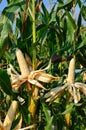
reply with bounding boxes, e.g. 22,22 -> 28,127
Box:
44,84 -> 68,99
45,90 -> 64,103
75,82 -> 86,95
44,85 -> 68,103
28,79 -> 47,90
73,86 -> 80,103
18,124 -> 36,130
34,72 -> 59,83
3,101 -> 18,130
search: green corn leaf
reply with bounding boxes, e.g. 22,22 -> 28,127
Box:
42,103 -> 53,130
2,1 -> 25,13
58,0 -> 73,10
0,14 -> 12,58
0,68 -> 13,96
77,37 -> 86,49
62,103 -> 74,114
0,38 -> 7,58
49,4 -> 58,23
81,5 -> 86,21
66,11 -> 76,29
41,3 -> 50,23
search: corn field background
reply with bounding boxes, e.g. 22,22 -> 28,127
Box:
0,0 -> 86,130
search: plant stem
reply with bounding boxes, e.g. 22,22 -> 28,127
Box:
32,0 -> 36,70
28,1 -> 38,129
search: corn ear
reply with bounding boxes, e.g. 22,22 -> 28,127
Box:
67,58 -> 75,84
16,49 -> 30,76
3,101 -> 18,130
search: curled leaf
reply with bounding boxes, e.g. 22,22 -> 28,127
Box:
75,82 -> 86,95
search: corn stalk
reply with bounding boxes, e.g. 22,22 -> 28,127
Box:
28,0 -> 38,129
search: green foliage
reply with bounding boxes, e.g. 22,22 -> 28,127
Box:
0,0 -> 86,129
0,68 -> 13,96
42,103 -> 53,130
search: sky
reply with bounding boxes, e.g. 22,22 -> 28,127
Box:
0,0 -> 86,25
0,0 -> 7,13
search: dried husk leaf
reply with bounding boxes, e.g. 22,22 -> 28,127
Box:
67,58 -> 75,84
46,90 -> 64,103
75,82 -> 86,95
68,85 -> 74,96
44,85 -> 68,103
28,79 -> 47,90
44,84 -> 68,99
18,124 -> 36,130
3,101 -> 18,130
34,72 -> 59,83
73,86 -> 79,103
